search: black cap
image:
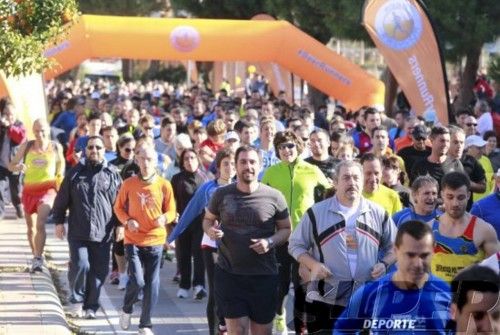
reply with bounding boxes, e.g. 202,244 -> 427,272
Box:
411,125 -> 429,139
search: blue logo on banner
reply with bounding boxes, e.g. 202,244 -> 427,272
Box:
375,0 -> 423,51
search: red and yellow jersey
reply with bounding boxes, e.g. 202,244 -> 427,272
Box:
431,216 -> 485,282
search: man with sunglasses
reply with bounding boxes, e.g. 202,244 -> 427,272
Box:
53,135 -> 122,319
397,124 -> 432,176
394,116 -> 424,152
74,112 -> 103,159
139,114 -> 157,140
463,115 -> 479,137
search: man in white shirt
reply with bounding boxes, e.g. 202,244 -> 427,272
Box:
474,100 -> 493,137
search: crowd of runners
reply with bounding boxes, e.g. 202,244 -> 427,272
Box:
0,75 -> 499,335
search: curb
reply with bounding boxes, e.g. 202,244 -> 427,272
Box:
0,210 -> 71,335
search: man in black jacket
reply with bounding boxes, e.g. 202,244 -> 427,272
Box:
53,135 -> 122,319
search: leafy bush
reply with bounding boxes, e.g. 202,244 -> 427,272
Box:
0,0 -> 78,77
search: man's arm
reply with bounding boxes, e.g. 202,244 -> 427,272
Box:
249,216 -> 291,255
289,211 -> 332,281
113,181 -> 131,225
161,181 -> 177,224
202,209 -> 223,240
469,159 -> 486,193
168,183 -> 208,243
272,217 -> 291,246
52,172 -> 72,239
373,213 -> 397,278
54,142 -> 66,185
470,179 -> 486,193
477,219 -> 500,257
7,141 -> 28,172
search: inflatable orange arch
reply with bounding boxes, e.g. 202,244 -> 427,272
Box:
0,15 -> 384,111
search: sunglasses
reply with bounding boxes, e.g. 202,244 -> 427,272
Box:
279,143 -> 296,150
87,145 -> 103,150
123,148 -> 133,153
466,123 -> 477,127
414,136 -> 426,141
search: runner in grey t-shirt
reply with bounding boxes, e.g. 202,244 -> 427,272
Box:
208,182 -> 289,275
203,145 -> 291,335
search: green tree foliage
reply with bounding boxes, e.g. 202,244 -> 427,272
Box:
425,0 -> 499,109
78,0 -> 163,16
265,0 -> 370,43
488,55 -> 500,84
0,0 -> 78,77
170,0 -> 266,19
425,0 -> 499,62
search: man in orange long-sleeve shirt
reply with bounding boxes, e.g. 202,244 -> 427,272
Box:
114,145 -> 176,335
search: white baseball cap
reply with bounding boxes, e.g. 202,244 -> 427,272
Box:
224,131 -> 239,142
464,135 -> 487,149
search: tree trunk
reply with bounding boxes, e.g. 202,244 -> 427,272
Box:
143,60 -> 161,81
197,61 -> 213,90
382,67 -> 398,117
122,59 -> 134,81
308,85 -> 327,112
453,46 -> 481,112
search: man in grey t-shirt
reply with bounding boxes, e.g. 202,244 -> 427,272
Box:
203,145 -> 291,335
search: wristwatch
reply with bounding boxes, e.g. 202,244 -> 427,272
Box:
267,237 -> 275,248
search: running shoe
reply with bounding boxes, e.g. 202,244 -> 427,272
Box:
30,257 -> 43,273
119,311 -> 131,330
274,312 -> 287,335
193,285 -> 207,300
177,288 -> 189,299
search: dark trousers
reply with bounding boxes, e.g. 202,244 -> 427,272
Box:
305,301 -> 345,334
203,247 -> 225,335
123,244 -> 163,329
177,220 -> 205,289
68,239 -> 111,312
276,243 -> 307,334
0,170 -> 21,218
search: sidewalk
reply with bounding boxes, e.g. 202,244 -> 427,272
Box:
0,207 -> 70,335
45,222 -> 209,335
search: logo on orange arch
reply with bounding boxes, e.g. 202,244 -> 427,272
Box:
170,25 -> 201,52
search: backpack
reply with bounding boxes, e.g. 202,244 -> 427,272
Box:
304,208 -> 355,306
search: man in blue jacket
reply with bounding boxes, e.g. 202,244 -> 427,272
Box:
52,135 -> 122,319
471,168 -> 500,239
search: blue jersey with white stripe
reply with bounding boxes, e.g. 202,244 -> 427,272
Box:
334,273 -> 451,334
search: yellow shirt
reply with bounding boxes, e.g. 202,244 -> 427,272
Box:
23,145 -> 58,193
363,184 -> 402,215
473,155 -> 494,202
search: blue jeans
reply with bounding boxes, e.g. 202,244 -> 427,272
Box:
0,168 -> 21,218
123,244 -> 163,329
68,240 -> 111,312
